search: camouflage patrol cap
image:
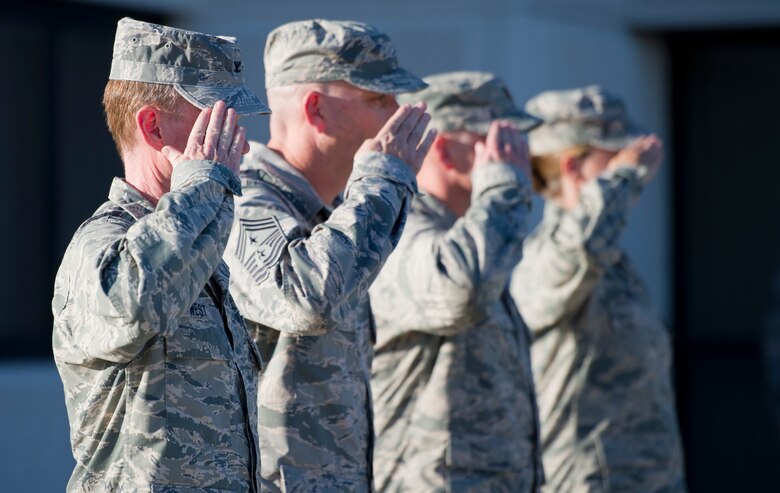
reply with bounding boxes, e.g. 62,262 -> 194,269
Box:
109,17 -> 269,115
398,71 -> 542,135
264,19 -> 427,94
525,85 -> 643,155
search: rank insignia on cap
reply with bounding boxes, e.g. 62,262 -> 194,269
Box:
236,216 -> 288,285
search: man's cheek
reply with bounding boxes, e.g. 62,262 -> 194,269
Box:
368,114 -> 388,138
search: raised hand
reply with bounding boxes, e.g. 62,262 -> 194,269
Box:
356,102 -> 437,175
607,134 -> 663,184
474,121 -> 531,177
162,100 -> 247,175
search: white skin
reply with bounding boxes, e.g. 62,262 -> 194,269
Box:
123,99 -> 249,205
266,81 -> 437,204
417,120 -> 531,217
555,134 -> 664,210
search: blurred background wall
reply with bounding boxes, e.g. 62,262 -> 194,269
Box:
1,0 -> 779,490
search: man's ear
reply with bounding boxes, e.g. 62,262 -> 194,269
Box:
136,105 -> 164,151
302,91 -> 327,133
559,151 -> 582,181
434,135 -> 456,170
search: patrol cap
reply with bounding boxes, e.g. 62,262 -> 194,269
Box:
264,19 -> 427,94
398,71 -> 542,135
525,85 -> 643,155
109,17 -> 269,116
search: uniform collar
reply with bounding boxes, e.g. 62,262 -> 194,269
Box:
241,141 -> 330,222
107,178 -> 156,220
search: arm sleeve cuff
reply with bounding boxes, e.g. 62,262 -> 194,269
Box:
601,164 -> 646,196
348,152 -> 418,194
170,160 -> 242,196
471,162 -> 532,200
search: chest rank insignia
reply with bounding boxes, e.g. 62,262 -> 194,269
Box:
236,216 -> 288,285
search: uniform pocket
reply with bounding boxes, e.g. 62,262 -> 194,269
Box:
166,296 -> 233,361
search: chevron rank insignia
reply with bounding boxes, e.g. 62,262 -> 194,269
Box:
236,216 -> 288,285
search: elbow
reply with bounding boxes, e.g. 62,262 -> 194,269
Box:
231,279 -> 343,337
275,270 -> 359,335
113,282 -> 174,338
509,288 -> 555,332
516,306 -> 554,332
279,309 -> 337,336
270,295 -> 342,336
420,292 -> 487,337
78,314 -> 161,364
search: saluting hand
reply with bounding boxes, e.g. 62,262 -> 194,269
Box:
607,134 -> 663,185
357,102 -> 437,175
474,121 -> 531,177
162,100 -> 247,175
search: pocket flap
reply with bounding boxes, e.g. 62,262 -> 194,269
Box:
166,297 -> 233,361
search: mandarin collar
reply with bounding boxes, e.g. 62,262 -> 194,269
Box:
107,178 -> 156,220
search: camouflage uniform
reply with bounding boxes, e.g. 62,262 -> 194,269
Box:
370,72 -> 544,493
510,86 -> 686,493
226,142 -> 416,491
224,20 -> 426,492
52,18 -> 267,493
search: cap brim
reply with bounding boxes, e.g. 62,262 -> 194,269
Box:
347,67 -> 428,95
590,122 -> 645,151
501,110 -> 544,133
464,110 -> 544,135
174,83 -> 271,116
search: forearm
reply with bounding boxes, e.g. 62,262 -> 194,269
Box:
465,161 -> 533,288
556,166 -> 643,268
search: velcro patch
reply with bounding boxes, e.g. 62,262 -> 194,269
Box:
235,216 -> 288,285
